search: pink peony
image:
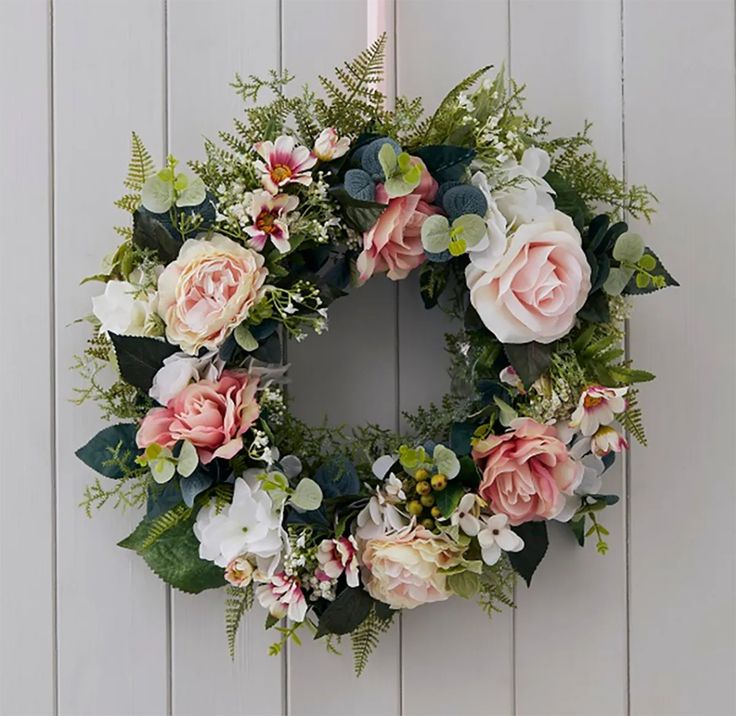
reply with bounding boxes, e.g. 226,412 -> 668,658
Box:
136,370 -> 260,464
157,234 -> 268,355
356,161 -> 439,283
472,417 -> 583,525
465,210 -> 591,344
360,525 -> 465,609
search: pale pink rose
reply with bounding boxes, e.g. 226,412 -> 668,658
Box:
317,536 -> 360,587
157,234 -> 268,354
473,417 -> 583,525
136,370 -> 260,464
356,162 -> 439,283
360,525 -> 465,609
465,210 -> 591,344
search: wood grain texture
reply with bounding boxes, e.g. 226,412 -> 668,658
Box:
53,2 -> 169,714
396,3 -> 516,715
509,3 -> 628,715
0,2 -> 55,715
166,3 -> 285,714
624,2 -> 736,714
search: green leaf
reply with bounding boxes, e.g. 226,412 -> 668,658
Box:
109,333 -> 180,392
179,468 -> 215,508
508,522 -> 548,587
132,210 -> 182,263
638,253 -> 657,271
493,396 -> 517,427
412,145 -> 475,183
315,588 -> 373,638
119,513 -> 225,593
377,142 -> 397,177
176,440 -> 198,478
623,248 -> 679,294
545,170 -> 589,226
75,423 -> 139,478
578,291 -> 610,323
150,452 -> 175,484
447,570 -> 480,599
291,478 -> 323,511
436,481 -> 465,518
570,517 -> 586,547
635,272 -> 650,288
612,232 -> 645,263
433,444 -> 460,479
329,188 -> 386,233
176,175 -> 206,207
503,341 -> 553,389
603,266 -> 635,296
234,324 -> 259,352
141,175 -> 174,213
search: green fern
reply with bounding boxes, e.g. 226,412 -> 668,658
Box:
123,132 -> 156,192
618,388 -> 647,446
225,584 -> 254,659
316,33 -> 387,136
349,606 -> 394,677
478,558 -> 516,618
114,194 -> 141,214
139,504 -> 192,551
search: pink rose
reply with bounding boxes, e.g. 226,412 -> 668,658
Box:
157,234 -> 268,354
136,370 -> 260,464
465,210 -> 591,344
472,417 -> 582,525
356,160 -> 439,283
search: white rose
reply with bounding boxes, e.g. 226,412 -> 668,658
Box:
495,147 -> 555,226
91,280 -> 158,336
149,350 -> 225,406
465,210 -> 591,344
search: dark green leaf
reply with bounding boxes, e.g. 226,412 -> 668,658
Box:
578,291 -> 610,324
623,248 -> 679,294
435,481 -> 465,518
251,332 -> 282,363
450,421 -> 475,456
179,468 -> 214,508
330,188 -> 386,233
412,145 -> 475,183
75,423 -> 139,478
508,521 -> 548,586
590,493 -> 620,506
456,455 -> 481,489
119,513 -> 225,593
315,587 -> 373,637
570,517 -> 586,547
109,333 -> 179,392
132,210 -> 182,263
503,342 -> 554,388
313,457 -> 360,498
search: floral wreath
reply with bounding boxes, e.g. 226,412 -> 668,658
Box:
74,36 -> 676,674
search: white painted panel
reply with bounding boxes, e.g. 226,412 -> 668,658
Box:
53,2 -> 169,714
283,1 -> 402,713
396,3 -> 516,715
166,2 -> 285,714
509,3 -> 628,715
624,2 -> 736,715
0,2 -> 55,715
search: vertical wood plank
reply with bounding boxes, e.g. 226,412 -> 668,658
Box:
53,2 -> 169,713
396,3 -> 516,715
283,1 -> 402,713
509,2 -> 628,715
624,2 -> 736,714
0,2 -> 55,715
166,2 -> 285,714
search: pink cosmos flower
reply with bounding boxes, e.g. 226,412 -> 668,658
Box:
253,135 -> 317,194
244,190 -> 299,254
472,417 -> 583,525
255,572 -> 307,622
356,165 -> 440,283
313,127 -> 350,162
317,536 -> 360,587
136,370 -> 260,464
591,425 -> 628,458
570,385 -> 628,436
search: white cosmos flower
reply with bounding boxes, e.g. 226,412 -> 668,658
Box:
194,475 -> 284,575
451,493 -> 481,536
149,350 -> 224,406
477,514 -> 524,566
92,280 -> 158,336
495,147 -> 555,227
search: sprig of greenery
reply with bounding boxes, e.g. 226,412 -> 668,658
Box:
349,606 -> 394,677
225,584 -> 254,659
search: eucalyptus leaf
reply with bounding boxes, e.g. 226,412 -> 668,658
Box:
141,175 -> 174,213
291,478 -> 323,511
234,324 -> 259,352
612,232 -> 645,263
176,175 -> 206,207
176,440 -> 198,478
603,266 -> 635,296
433,444 -> 460,479
150,455 -> 175,484
179,468 -> 214,508
452,214 -> 487,248
421,214 -> 451,253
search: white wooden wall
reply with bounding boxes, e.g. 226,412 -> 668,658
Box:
1,1 -> 735,714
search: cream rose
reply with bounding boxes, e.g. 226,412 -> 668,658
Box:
157,234 -> 268,354
360,525 -> 465,609
465,210 -> 591,344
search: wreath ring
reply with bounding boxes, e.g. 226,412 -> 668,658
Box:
74,35 -> 675,674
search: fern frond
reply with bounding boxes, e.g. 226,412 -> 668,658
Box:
139,504 -> 192,551
478,557 -> 516,618
113,225 -> 133,240
225,584 -> 254,659
618,388 -> 647,446
114,194 -> 141,214
349,606 -> 393,677
123,132 -> 155,192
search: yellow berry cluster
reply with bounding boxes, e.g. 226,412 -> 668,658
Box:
403,467 -> 448,530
